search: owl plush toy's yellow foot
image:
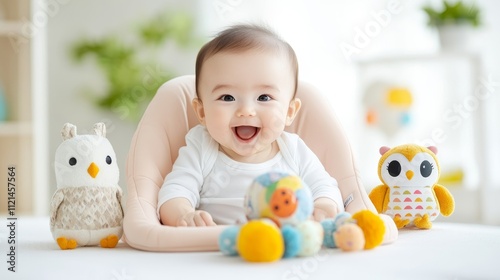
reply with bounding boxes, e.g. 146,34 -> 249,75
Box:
393,216 -> 410,229
56,237 -> 77,250
100,235 -> 119,248
414,214 -> 432,229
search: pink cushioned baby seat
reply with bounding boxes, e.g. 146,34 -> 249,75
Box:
123,75 -> 397,251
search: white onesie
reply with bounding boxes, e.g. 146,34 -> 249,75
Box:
157,125 -> 343,224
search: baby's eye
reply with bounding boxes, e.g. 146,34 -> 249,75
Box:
257,94 -> 272,101
219,95 -> 235,102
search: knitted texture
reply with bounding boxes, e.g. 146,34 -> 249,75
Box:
51,186 -> 123,231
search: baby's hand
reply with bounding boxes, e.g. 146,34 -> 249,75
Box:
177,210 -> 217,227
312,197 -> 339,222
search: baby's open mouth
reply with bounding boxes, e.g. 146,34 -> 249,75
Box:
234,126 -> 260,141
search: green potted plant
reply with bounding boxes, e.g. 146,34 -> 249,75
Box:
422,0 -> 481,51
71,11 -> 201,122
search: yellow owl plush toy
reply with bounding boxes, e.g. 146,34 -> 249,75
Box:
50,123 -> 124,249
369,144 -> 455,229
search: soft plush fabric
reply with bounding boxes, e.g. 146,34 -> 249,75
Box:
51,123 -> 123,249
123,75 -> 398,251
369,144 -> 455,229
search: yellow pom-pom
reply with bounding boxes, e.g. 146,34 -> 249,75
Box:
237,219 -> 284,262
352,210 -> 385,250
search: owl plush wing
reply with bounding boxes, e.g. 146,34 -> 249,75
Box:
369,184 -> 390,214
116,187 -> 124,218
432,184 -> 455,217
50,190 -> 65,229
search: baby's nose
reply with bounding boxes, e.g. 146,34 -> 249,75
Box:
236,102 -> 256,117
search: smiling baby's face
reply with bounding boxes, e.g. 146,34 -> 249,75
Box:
193,49 -> 301,163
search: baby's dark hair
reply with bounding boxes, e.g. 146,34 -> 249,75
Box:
195,24 -> 298,97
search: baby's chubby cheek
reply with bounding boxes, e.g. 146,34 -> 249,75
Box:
259,110 -> 287,140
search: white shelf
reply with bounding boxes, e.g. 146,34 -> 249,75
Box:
0,21 -> 23,35
0,0 -> 48,216
354,51 -> 481,65
0,121 -> 32,135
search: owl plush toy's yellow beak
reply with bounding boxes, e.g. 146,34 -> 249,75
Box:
406,170 -> 414,180
87,162 -> 99,178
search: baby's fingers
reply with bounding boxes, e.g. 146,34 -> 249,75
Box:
177,219 -> 188,227
194,211 -> 216,227
330,207 -> 339,218
200,211 -> 216,226
193,212 -> 208,226
177,211 -> 216,227
313,209 -> 327,222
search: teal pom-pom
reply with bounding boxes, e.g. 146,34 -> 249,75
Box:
219,226 -> 240,256
321,219 -> 336,248
282,225 -> 301,258
334,212 -> 353,226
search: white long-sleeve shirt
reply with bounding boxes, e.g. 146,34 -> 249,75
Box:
157,125 -> 343,224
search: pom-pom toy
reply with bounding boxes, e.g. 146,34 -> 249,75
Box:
321,212 -> 352,248
351,210 -> 385,249
369,144 -> 455,229
322,210 -> 385,252
50,123 -> 124,249
237,219 -> 284,262
219,171 -> 323,262
218,225 -> 239,256
334,223 -> 365,252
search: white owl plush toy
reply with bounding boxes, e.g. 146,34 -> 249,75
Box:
50,122 -> 124,249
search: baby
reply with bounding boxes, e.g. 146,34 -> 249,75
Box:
158,24 -> 344,227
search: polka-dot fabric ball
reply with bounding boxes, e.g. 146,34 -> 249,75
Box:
218,226 -> 239,256
244,172 -> 313,227
295,220 -> 324,257
334,223 -> 365,252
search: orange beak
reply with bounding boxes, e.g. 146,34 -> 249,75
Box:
406,170 -> 414,180
87,162 -> 99,178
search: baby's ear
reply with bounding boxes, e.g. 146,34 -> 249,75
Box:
192,98 -> 206,125
286,98 -> 302,126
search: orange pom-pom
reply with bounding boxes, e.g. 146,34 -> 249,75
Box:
352,210 -> 385,250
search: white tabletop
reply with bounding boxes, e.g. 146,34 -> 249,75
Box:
1,217 -> 499,280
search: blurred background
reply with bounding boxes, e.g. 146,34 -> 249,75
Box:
0,0 -> 499,225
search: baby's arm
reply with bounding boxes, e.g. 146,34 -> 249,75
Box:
291,135 -> 344,221
159,198 -> 216,227
157,125 -> 218,227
